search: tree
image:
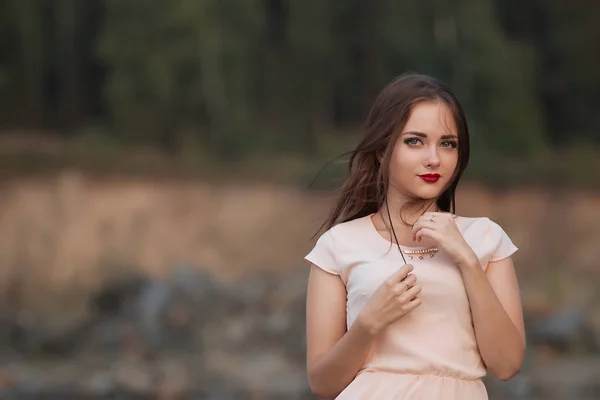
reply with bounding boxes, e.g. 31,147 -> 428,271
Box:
381,0 -> 546,156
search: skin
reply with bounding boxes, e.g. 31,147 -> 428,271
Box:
306,101 -> 525,399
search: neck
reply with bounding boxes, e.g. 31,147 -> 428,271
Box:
379,191 -> 438,228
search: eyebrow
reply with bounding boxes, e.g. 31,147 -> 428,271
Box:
403,131 -> 458,140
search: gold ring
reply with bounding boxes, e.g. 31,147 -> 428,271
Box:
395,282 -> 409,293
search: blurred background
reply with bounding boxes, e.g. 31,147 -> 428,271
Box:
0,0 -> 599,399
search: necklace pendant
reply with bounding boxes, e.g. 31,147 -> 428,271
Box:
402,246 -> 439,261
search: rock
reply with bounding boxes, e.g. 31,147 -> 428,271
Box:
90,270 -> 148,318
169,264 -> 222,306
9,370 -> 47,397
156,360 -> 188,400
0,370 -> 14,391
83,371 -> 115,396
88,317 -> 137,354
204,350 -> 309,398
8,269 -> 597,399
264,269 -> 308,363
200,269 -> 309,366
135,265 -> 222,355
113,360 -> 154,394
485,372 -> 532,400
137,279 -> 172,352
528,356 -> 600,400
9,314 -> 94,358
527,307 -> 599,353
81,270 -> 151,356
226,271 -> 276,313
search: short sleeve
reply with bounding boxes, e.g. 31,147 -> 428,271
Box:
488,219 -> 518,262
304,230 -> 339,275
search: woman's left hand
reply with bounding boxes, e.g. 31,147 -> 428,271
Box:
412,212 -> 479,268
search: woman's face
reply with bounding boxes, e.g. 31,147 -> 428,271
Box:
388,101 -> 459,202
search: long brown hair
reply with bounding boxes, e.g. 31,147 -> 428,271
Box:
320,73 -> 470,232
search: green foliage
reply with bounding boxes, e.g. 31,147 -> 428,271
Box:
0,0 -> 598,173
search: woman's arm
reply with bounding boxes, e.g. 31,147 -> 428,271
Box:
306,265 -> 376,399
412,212 -> 526,381
457,256 -> 526,380
306,262 -> 421,398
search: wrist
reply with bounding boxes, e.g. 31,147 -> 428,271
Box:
355,313 -> 381,337
456,251 -> 480,270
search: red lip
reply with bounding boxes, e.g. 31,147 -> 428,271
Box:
419,174 -> 440,183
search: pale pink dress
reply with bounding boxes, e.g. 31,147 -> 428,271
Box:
305,214 -> 518,400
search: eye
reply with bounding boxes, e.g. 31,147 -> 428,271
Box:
404,138 -> 422,146
441,140 -> 458,149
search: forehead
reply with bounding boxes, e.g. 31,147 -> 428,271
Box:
403,101 -> 457,135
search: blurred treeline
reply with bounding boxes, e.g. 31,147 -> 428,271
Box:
0,0 -> 599,183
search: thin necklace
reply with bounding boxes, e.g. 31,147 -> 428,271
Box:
384,198 -> 438,264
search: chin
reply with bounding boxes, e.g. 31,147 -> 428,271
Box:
411,179 -> 451,198
411,187 -> 443,201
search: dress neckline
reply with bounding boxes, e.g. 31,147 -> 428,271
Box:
364,212 -> 463,251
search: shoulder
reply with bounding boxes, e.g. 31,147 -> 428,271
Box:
328,215 -> 369,241
305,215 -> 371,275
455,215 -> 507,236
456,215 -> 518,267
455,215 -> 489,230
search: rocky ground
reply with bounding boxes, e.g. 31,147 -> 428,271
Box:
0,266 -> 598,399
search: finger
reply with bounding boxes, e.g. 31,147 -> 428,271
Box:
398,284 -> 422,303
411,221 -> 437,240
412,220 -> 437,231
423,211 -> 452,218
403,297 -> 422,312
402,273 -> 417,287
392,274 -> 418,294
386,264 -> 414,285
392,281 -> 410,294
415,227 -> 442,242
420,212 -> 453,224
420,211 -> 441,219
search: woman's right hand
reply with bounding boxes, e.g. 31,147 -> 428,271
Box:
357,264 -> 422,335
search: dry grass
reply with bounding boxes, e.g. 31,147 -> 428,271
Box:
0,171 -> 599,315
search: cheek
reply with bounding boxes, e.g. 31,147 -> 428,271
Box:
391,144 -> 418,166
389,149 -> 419,182
443,151 -> 459,171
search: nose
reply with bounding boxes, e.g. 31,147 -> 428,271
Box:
425,147 -> 441,169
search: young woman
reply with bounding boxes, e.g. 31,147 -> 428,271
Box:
305,73 -> 525,399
